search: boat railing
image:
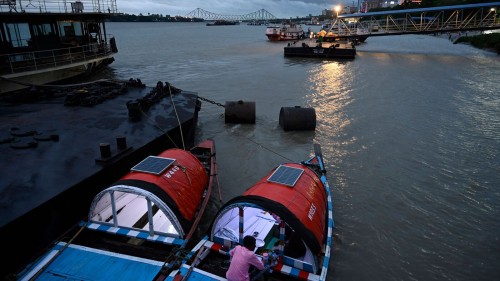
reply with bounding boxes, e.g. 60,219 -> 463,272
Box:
0,38 -> 116,76
0,0 -> 118,13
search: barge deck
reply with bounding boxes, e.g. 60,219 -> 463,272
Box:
284,39 -> 356,59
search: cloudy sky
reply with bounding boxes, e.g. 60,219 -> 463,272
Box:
117,0 -> 359,19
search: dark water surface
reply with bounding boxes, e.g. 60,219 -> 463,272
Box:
103,22 -> 500,281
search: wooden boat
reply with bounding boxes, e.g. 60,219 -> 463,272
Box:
266,22 -> 306,41
284,39 -> 356,59
0,0 -> 118,95
166,143 -> 334,281
16,139 -> 218,281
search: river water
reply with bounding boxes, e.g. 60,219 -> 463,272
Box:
102,22 -> 499,281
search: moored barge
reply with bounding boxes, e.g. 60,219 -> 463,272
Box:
284,39 -> 356,59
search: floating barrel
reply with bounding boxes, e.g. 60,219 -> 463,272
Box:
279,106 -> 316,131
224,100 -> 256,124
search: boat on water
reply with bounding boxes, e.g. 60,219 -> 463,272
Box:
284,39 -> 356,59
16,139 -> 219,281
165,143 -> 334,281
266,22 -> 306,41
206,20 -> 240,26
0,0 -> 118,94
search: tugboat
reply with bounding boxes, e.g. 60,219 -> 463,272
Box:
0,0 -> 118,94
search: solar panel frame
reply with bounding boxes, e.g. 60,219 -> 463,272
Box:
131,156 -> 176,175
267,165 -> 304,187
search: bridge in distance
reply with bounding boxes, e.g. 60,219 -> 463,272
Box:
187,3 -> 499,39
186,8 -> 277,21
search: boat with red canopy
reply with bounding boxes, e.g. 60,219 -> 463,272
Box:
17,139 -> 218,281
167,143 -> 334,281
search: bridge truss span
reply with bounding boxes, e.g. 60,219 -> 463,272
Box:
330,2 -> 500,40
186,8 -> 277,21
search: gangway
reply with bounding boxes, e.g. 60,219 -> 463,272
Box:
326,2 -> 499,40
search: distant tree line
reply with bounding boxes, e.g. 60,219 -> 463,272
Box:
109,14 -> 203,22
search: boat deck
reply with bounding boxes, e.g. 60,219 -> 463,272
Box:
284,39 -> 356,59
0,81 -> 200,278
19,242 -> 165,281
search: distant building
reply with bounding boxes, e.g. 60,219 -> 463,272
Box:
381,1 -> 399,8
322,9 -> 334,17
359,0 -> 421,12
361,0 -> 380,13
322,6 -> 358,17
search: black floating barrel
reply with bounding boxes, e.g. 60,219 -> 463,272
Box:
225,100 -> 256,124
279,106 -> 316,131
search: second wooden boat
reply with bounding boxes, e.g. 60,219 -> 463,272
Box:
167,143 -> 334,281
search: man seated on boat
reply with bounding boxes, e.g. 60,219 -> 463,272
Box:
226,235 -> 265,281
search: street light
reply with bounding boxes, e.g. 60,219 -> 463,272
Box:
334,5 -> 342,35
334,5 -> 341,18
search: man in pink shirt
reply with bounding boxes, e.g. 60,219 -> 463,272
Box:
226,235 -> 265,281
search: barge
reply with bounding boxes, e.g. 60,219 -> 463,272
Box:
284,40 -> 356,59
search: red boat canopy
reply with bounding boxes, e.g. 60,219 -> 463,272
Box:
89,148 -> 208,238
212,162 -> 327,255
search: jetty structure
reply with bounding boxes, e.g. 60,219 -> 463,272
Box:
0,80 -> 203,279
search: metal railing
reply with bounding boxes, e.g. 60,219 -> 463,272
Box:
329,2 -> 499,38
0,0 -> 118,13
1,39 -> 116,75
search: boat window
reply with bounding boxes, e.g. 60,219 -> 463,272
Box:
57,21 -> 83,42
90,192 -> 113,222
90,189 -> 180,237
32,23 -> 54,36
148,201 -> 179,235
6,23 -> 30,48
213,206 -> 276,245
115,193 -> 149,227
60,23 -> 75,37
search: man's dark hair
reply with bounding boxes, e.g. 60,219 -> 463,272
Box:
243,235 -> 256,251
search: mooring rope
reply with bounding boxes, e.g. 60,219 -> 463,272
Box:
229,127 -> 294,162
139,107 -> 179,149
168,84 -> 186,150
28,222 -> 88,280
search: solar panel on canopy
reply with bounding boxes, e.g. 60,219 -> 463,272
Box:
267,165 -> 304,187
131,156 -> 175,175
